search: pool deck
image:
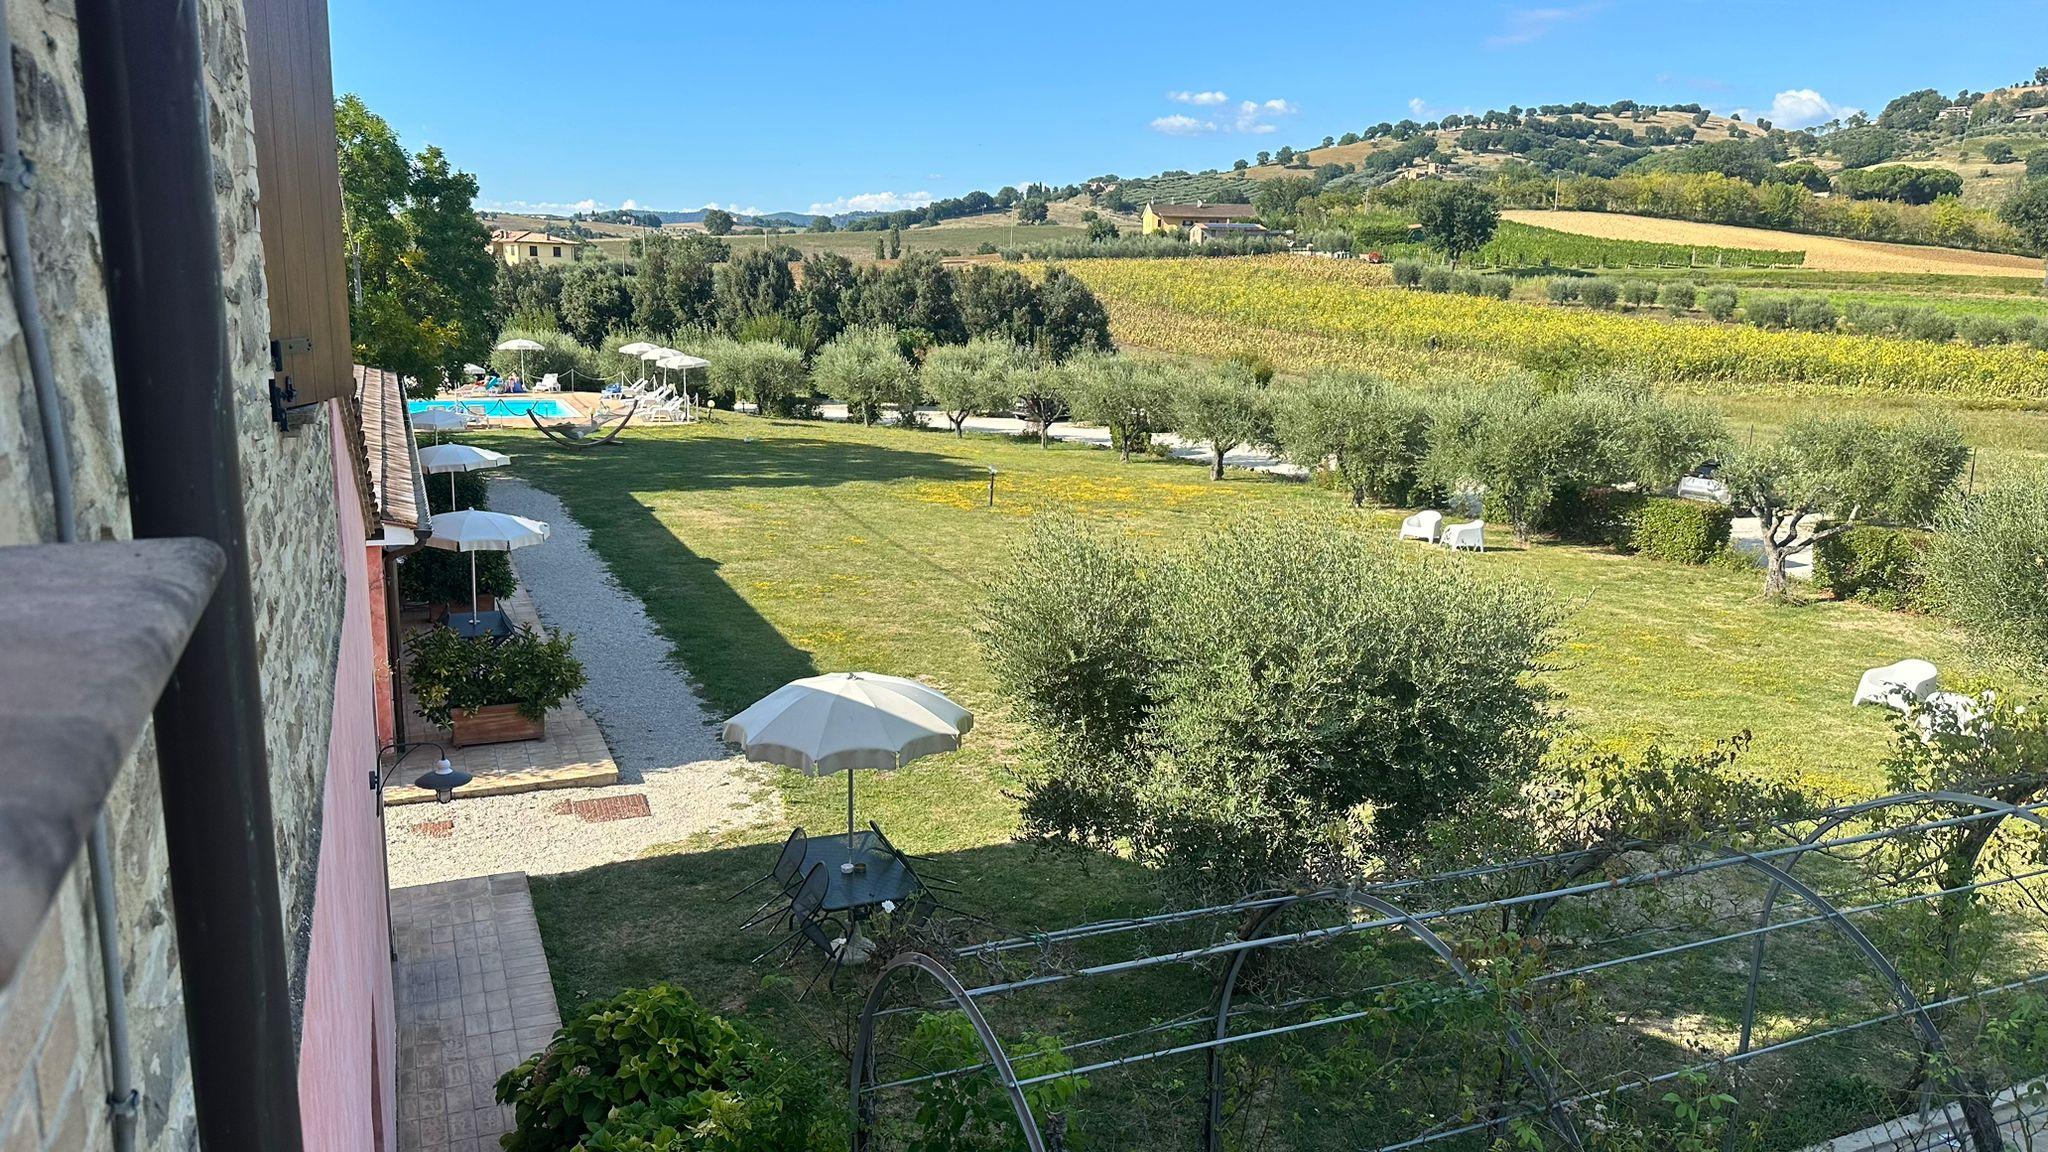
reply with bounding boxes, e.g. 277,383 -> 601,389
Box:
419,391 -> 597,425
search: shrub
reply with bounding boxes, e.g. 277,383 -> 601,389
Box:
425,469 -> 490,515
400,546 -> 514,605
1481,274 -> 1513,299
1629,496 -> 1734,564
406,624 -> 586,725
1905,308 -> 1959,342
1419,265 -> 1454,293
1658,282 -> 1696,315
1812,525 -> 1930,609
1924,479 -> 2048,673
1544,278 -> 1580,304
496,985 -> 832,1152
1622,280 -> 1658,307
1745,295 -> 1793,329
1549,486 -> 1647,546
2027,317 -> 2048,351
1579,278 -> 1620,309
1450,270 -> 1485,296
983,516 -> 1557,890
812,325 -> 912,425
1788,295 -> 1838,333
1700,286 -> 1738,321
488,326 -> 600,386
1391,258 -> 1424,287
899,1013 -> 1083,1152
1959,315 -> 2013,346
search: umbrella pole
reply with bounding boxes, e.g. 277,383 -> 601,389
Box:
469,551 -> 479,624
449,470 -> 458,508
846,767 -> 856,859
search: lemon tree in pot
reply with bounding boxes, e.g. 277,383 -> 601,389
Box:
407,625 -> 587,746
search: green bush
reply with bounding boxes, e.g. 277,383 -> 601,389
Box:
496,985 -> 833,1152
1630,496 -> 1734,564
1959,315 -> 2014,346
1450,270 -> 1485,296
1745,295 -> 1793,329
424,469 -> 490,515
1812,525 -> 1929,610
1549,486 -> 1647,546
1544,278 -> 1580,303
1700,286 -> 1739,321
1788,295 -> 1838,333
899,1012 -> 1083,1152
407,624 -> 586,725
1905,308 -> 1959,342
1924,479 -> 2048,673
1579,278 -> 1620,309
1481,274 -> 1513,299
399,546 -> 514,605
1621,280 -> 1658,307
1419,265 -> 1454,293
488,327 -> 601,387
1391,259 -> 1424,287
1658,282 -> 1696,315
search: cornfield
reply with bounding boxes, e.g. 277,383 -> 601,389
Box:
1051,257 -> 2048,401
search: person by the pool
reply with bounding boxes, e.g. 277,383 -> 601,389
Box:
505,373 -> 526,393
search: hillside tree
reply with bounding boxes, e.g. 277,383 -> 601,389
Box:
702,208 -> 735,235
1721,415 -> 1968,599
1017,199 -> 1050,224
1412,181 -> 1500,265
2000,179 -> 2048,287
923,338 -> 1028,437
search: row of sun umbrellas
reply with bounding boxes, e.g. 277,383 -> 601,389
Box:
412,406 -> 547,625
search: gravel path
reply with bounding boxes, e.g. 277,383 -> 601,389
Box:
386,478 -> 777,887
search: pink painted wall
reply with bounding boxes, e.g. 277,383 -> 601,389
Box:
299,407 -> 399,1152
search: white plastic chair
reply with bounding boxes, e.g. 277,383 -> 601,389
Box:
462,403 -> 492,428
1439,520 -> 1485,552
1399,510 -> 1443,543
1676,476 -> 1731,504
533,373 -> 561,392
641,395 -> 689,424
1853,659 -> 1939,712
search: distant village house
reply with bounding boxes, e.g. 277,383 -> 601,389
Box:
489,228 -> 582,265
1142,201 -> 1259,235
1190,221 -> 1279,243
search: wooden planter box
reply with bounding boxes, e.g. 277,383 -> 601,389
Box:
450,703 -> 545,747
441,594 -> 498,617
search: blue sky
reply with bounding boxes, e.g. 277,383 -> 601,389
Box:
329,1 -> 2048,217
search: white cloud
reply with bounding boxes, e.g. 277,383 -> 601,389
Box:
1151,113 -> 1220,136
1233,98 -> 1297,134
1486,4 -> 1602,48
805,190 -> 935,215
1761,88 -> 1858,129
698,201 -> 769,215
620,198 -> 640,210
1169,90 -> 1229,106
1406,97 -> 1471,121
478,197 -> 605,215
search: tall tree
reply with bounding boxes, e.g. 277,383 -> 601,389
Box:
923,338 -> 1028,437
2000,180 -> 2048,288
1032,267 -> 1112,362
1412,180 -> 1501,265
713,249 -> 798,334
1167,362 -> 1271,480
701,208 -> 736,235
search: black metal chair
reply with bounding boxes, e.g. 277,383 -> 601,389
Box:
731,827 -> 808,929
751,863 -> 847,998
869,820 -> 958,892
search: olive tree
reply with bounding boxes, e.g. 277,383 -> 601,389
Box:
1422,383 -> 1615,544
1164,361 -> 1271,480
1720,414 -> 1967,599
982,515 -> 1558,891
1061,351 -> 1173,462
713,340 -> 806,415
922,337 -> 1028,437
1923,478 -> 2048,673
1272,370 -> 1432,507
811,325 -> 910,426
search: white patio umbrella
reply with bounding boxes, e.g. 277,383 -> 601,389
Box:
423,509 -> 549,624
462,362 -> 487,376
410,408 -> 468,438
617,341 -> 658,356
417,443 -> 510,508
495,337 -> 545,381
722,672 -> 973,858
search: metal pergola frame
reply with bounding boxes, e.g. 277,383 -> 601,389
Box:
848,789 -> 2048,1152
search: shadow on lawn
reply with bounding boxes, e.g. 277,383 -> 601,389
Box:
518,424 -> 985,496
528,834 -> 1171,1018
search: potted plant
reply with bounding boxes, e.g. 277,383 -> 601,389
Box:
400,546 -> 516,617
406,624 -> 587,746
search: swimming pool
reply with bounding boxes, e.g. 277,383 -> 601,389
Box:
409,398 -> 575,420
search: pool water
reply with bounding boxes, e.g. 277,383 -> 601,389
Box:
408,398 -> 575,419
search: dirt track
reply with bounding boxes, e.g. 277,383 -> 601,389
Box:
1505,210 -> 2045,278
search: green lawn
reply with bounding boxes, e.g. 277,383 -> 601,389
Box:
486,413 -> 2039,1148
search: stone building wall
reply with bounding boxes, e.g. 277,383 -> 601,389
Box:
0,0 -> 355,1146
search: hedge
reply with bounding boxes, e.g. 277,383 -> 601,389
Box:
1552,488 -> 1731,564
1812,525 -> 1930,610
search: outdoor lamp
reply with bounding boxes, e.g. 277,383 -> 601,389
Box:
413,759 -> 472,804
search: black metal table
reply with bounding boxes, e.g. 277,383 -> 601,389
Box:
796,829 -> 923,962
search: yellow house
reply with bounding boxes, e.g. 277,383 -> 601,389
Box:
489,228 -> 582,265
1142,201 -> 1259,234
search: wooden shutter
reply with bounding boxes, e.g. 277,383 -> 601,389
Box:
244,0 -> 353,407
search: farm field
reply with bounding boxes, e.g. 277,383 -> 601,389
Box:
1057,256 -> 2048,402
1504,209 -> 2048,277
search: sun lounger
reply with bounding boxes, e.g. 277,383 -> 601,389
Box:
1853,659 -> 1939,711
533,373 -> 561,392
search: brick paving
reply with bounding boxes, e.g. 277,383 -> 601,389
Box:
392,873 -> 562,1152
385,585 -> 618,805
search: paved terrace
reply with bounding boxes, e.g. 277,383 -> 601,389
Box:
393,874 -> 561,1152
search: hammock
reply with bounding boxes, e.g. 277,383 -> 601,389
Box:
529,399 -> 638,449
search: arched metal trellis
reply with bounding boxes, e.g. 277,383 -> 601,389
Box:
847,790 -> 2048,1152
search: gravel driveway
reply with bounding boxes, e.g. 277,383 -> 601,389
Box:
386,478 -> 778,886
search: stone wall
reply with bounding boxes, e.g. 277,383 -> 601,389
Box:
0,0 -> 359,1146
